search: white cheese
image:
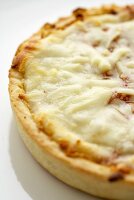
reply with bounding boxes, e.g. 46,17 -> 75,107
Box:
25,17 -> 134,157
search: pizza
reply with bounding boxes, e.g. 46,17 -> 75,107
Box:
9,4 -> 134,200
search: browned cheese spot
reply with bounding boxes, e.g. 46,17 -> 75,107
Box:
108,92 -> 131,104
102,27 -> 109,32
108,35 -> 120,52
92,40 -> 100,47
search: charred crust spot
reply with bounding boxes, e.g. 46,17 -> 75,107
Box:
11,55 -> 20,69
74,13 -> 84,21
110,9 -> 118,15
18,94 -> 25,100
59,140 -> 69,150
108,172 -> 124,182
11,64 -> 17,69
73,8 -> 86,20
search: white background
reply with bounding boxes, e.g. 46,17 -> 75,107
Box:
0,0 -> 134,199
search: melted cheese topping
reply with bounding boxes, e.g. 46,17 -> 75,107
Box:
24,14 -> 134,161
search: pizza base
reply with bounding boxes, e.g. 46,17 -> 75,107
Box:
9,5 -> 134,200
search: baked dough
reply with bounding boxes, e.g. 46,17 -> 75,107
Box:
9,5 -> 134,200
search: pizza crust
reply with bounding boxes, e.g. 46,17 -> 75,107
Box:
9,5 -> 134,200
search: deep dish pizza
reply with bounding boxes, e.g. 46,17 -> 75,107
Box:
9,5 -> 134,200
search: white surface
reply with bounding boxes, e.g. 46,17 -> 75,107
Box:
0,0 -> 134,200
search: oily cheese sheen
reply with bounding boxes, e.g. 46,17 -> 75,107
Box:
9,5 -> 134,200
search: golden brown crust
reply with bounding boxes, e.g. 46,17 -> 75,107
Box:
11,4 -> 134,71
9,5 -> 134,200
